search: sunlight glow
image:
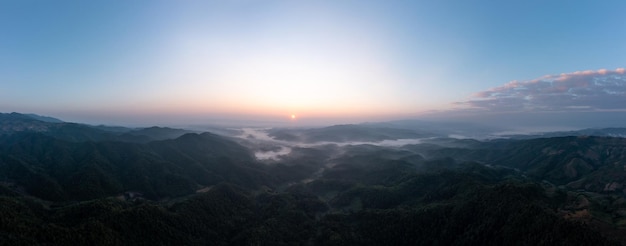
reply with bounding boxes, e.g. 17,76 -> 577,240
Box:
152,18 -> 409,120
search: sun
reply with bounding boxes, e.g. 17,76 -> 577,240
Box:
290,114 -> 296,120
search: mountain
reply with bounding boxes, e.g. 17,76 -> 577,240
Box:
0,112 -> 193,143
1,139 -> 619,245
0,132 -> 273,201
24,113 -> 64,123
503,128 -> 626,139
120,126 -> 193,141
363,119 -> 508,138
0,112 -> 127,142
0,112 -> 57,134
408,136 -> 626,192
268,124 -> 438,143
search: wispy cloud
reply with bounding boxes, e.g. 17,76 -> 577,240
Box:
457,68 -> 626,112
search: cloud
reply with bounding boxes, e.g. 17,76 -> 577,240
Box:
457,68 -> 626,112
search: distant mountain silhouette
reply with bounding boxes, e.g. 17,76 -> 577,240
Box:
504,127 -> 626,139
121,126 -> 192,141
269,124 -> 438,143
24,113 -> 64,123
0,112 -> 192,142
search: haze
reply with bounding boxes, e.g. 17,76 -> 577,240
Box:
1,0 -> 625,128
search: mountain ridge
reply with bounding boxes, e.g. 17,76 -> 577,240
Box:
0,112 -> 193,143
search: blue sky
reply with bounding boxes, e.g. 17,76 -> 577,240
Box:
1,0 -> 625,126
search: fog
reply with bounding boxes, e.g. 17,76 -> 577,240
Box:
233,128 -> 428,161
254,146 -> 292,160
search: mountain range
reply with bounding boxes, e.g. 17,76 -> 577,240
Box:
1,112 -> 626,245
0,112 -> 193,142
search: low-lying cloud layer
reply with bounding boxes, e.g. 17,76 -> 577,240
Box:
236,128 -> 426,161
457,68 -> 626,112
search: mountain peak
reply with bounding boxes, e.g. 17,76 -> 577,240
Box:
24,113 -> 64,123
0,112 -> 59,134
0,112 -> 63,123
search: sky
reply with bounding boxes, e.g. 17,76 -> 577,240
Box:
1,0 -> 625,127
